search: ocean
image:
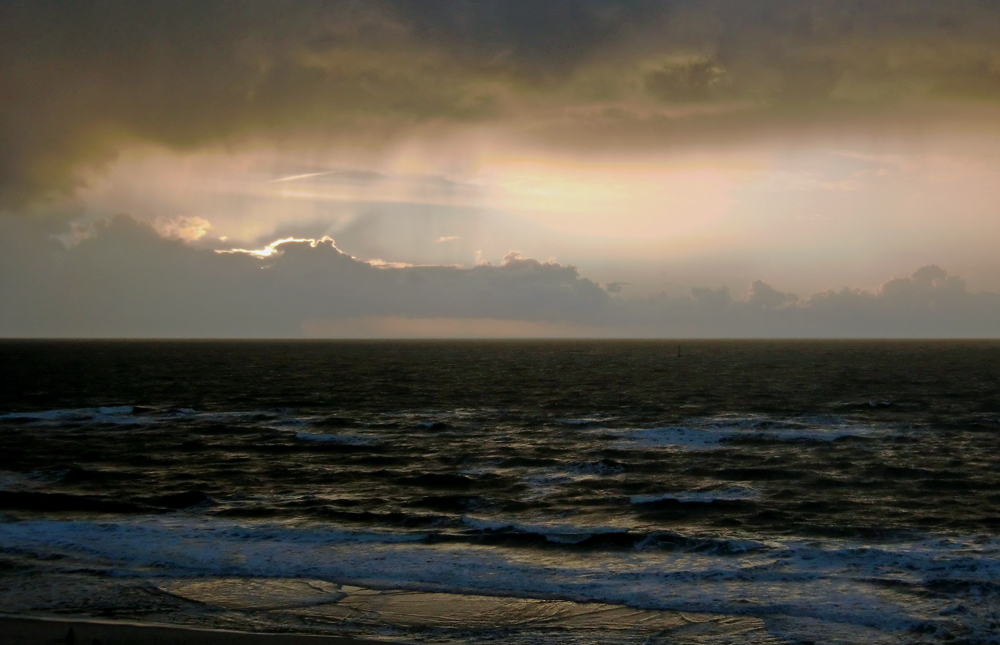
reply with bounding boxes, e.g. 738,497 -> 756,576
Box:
1,340 -> 998,644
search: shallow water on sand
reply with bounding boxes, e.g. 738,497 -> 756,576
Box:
1,340 -> 999,643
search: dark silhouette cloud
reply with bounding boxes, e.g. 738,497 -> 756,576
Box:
5,1 -> 1000,206
0,215 -> 610,336
1,214 -> 997,337
628,266 -> 1000,338
746,280 -> 797,311
603,281 -> 628,294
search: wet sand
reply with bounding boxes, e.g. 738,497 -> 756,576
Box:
0,616 -> 397,645
0,580 -> 780,644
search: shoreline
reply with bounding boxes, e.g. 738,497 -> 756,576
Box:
0,615 -> 403,645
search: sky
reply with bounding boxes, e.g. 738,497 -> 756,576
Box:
2,0 -> 1000,337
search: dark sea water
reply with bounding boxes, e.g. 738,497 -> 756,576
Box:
1,340 -> 999,644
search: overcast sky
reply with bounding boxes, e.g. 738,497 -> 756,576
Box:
3,1 -> 1000,337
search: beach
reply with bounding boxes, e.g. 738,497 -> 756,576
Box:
0,616 -> 391,645
0,580 -> 783,645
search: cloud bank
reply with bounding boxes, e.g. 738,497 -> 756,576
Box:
6,1 -> 1000,206
1,215 -> 996,338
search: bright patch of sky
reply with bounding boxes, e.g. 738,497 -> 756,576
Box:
74,131 -> 1000,298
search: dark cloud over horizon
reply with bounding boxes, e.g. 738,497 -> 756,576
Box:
1,214 -> 996,338
6,1 -> 1000,207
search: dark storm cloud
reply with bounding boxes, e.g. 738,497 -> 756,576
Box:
390,0 -> 662,76
1,215 -> 998,337
0,0 -> 657,207
5,1 -> 1000,206
0,0 -> 501,207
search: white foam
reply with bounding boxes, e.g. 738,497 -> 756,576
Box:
619,415 -> 886,450
0,406 -> 310,429
631,486 -> 760,505
294,432 -> 372,445
461,515 -> 628,543
0,406 -> 141,425
0,469 -> 50,492
558,417 -> 615,427
568,460 -> 625,476
1,517 -> 996,641
623,426 -> 729,450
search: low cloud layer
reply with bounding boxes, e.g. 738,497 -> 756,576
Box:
1,214 -> 996,338
6,1 -> 1000,206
